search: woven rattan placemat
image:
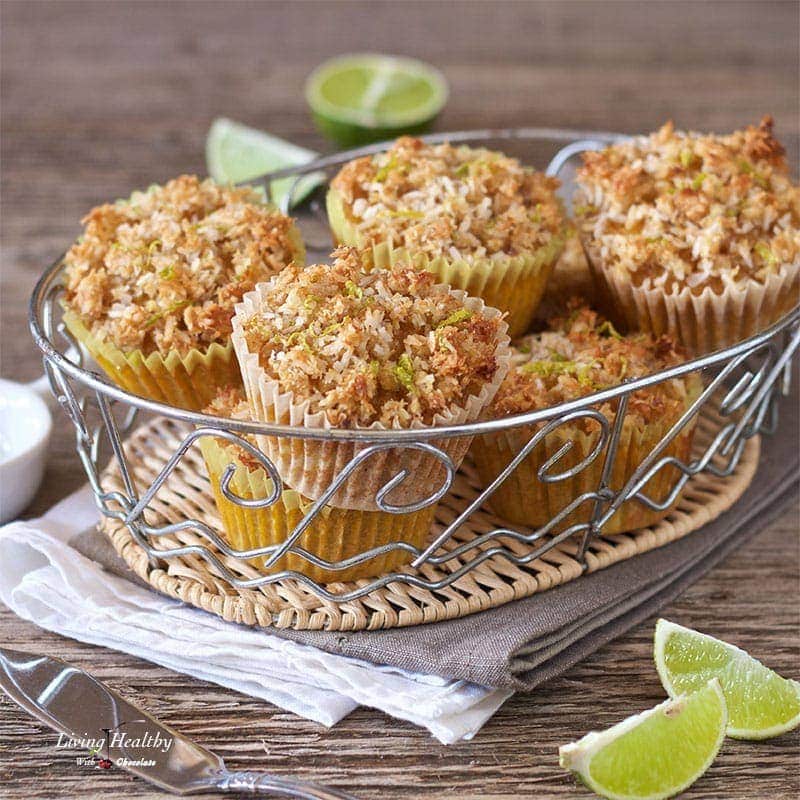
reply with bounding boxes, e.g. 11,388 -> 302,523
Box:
102,407 -> 759,632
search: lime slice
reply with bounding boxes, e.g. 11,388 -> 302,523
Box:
206,118 -> 321,209
305,54 -> 448,147
559,679 -> 727,800
654,618 -> 800,740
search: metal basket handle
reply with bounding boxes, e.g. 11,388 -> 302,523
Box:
545,138 -> 613,178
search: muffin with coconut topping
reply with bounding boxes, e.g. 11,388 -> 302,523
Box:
575,117 -> 799,353
327,136 -> 567,337
62,175 -> 305,410
231,246 -> 510,510
471,302 -> 702,534
199,386 -> 437,582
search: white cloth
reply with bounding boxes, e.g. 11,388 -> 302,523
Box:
0,487 -> 510,744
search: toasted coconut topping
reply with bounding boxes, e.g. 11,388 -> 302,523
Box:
575,117 -> 800,293
239,246 -> 504,427
492,302 -> 692,426
205,385 -> 251,420
63,175 -> 302,356
331,136 -> 564,260
204,386 -> 264,471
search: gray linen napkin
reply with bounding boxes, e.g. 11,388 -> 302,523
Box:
71,385 -> 799,691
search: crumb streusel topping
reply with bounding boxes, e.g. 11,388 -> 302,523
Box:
330,136 -> 564,261
63,175 -> 302,356
575,117 -> 800,293
239,247 -> 504,427
492,302 -> 691,425
204,386 -> 265,472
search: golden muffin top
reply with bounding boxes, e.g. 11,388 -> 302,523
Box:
575,117 -> 799,294
330,136 -> 564,261
491,303 -> 694,426
236,246 -> 506,428
63,175 -> 302,356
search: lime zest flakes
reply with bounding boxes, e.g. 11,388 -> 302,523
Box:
520,358 -> 597,387
144,299 -> 190,328
319,321 -> 342,338
754,241 -> 778,267
437,308 -> 473,329
145,239 -> 163,268
519,359 -> 556,378
393,353 -> 416,393
738,158 -> 769,188
163,299 -> 190,317
455,162 -> 471,178
679,148 -> 696,168
285,330 -> 304,346
597,320 -> 623,340
285,330 -> 314,354
692,172 -> 708,190
388,208 -> 425,220
109,240 -> 138,256
375,155 -> 399,182
344,279 -> 363,299
159,265 -> 176,280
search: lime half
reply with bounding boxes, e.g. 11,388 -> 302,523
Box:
305,53 -> 448,147
559,679 -> 727,800
206,118 -> 321,209
655,618 -> 800,740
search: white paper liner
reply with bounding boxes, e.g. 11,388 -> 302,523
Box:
584,240 -> 800,355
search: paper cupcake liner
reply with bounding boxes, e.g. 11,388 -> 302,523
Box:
583,240 -> 800,355
62,309 -> 242,411
326,186 -> 566,338
199,435 -> 435,582
232,284 -> 511,511
471,378 -> 702,535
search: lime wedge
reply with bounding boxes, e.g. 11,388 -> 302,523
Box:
559,679 -> 727,800
654,618 -> 800,739
305,54 -> 448,147
205,118 -> 321,209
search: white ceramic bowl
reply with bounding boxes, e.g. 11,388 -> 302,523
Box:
0,377 -> 53,523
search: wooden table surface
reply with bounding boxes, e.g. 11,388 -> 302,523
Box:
1,2 -> 798,798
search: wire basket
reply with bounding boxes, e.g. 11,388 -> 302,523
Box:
28,129 -> 800,606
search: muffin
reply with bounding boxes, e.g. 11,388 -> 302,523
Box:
471,303 -> 702,535
575,117 -> 800,354
231,246 -> 510,511
199,387 -> 437,582
327,136 -> 567,337
62,175 -> 305,410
